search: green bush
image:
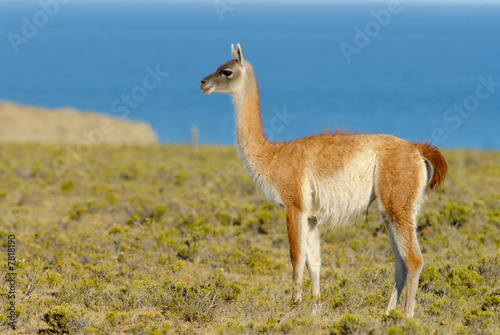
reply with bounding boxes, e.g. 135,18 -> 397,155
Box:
331,313 -> 362,335
165,273 -> 241,322
447,265 -> 484,296
442,203 -> 471,227
43,304 -> 87,334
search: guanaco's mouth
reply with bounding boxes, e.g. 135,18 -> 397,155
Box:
200,84 -> 215,95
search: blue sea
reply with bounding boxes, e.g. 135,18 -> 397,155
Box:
1,1 -> 500,148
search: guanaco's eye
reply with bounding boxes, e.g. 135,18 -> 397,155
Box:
221,70 -> 233,77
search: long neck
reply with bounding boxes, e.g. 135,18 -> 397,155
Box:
231,67 -> 274,174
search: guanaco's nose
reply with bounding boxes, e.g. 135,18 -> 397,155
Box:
201,79 -> 206,84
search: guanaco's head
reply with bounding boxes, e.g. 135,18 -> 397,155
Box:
200,43 -> 248,95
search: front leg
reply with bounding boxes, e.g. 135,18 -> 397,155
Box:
306,216 -> 321,298
306,216 -> 322,315
286,206 -> 308,302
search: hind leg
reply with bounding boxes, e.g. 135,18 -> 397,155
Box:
383,215 -> 423,317
384,218 -> 407,313
404,229 -> 423,317
376,147 -> 427,317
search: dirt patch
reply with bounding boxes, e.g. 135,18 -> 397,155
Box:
0,101 -> 158,144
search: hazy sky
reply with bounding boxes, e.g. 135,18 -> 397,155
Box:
55,0 -> 500,3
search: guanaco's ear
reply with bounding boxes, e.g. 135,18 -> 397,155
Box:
231,43 -> 245,66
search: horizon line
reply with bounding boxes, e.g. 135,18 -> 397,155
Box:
4,0 -> 500,3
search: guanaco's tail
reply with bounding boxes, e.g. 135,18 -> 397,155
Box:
415,142 -> 448,192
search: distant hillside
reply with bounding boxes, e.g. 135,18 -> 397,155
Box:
0,102 -> 158,145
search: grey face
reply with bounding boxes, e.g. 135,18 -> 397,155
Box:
200,60 -> 244,95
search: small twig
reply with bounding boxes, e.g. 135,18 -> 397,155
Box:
104,292 -> 115,302
278,308 -> 298,324
130,307 -> 141,327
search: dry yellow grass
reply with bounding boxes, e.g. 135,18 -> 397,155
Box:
0,101 -> 157,145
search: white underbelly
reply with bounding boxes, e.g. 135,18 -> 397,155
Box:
307,153 -> 376,227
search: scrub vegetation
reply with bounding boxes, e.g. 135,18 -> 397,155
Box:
0,144 -> 498,334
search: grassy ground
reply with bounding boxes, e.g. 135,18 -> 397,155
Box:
0,144 -> 498,334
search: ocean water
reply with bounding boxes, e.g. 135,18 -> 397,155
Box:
1,1 -> 500,148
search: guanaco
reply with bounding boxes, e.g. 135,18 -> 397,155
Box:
200,44 -> 447,317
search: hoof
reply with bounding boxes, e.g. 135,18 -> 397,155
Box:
292,283 -> 302,303
311,300 -> 321,316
